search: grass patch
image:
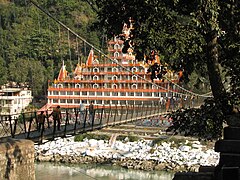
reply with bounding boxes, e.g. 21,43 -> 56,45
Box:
152,137 -> 187,148
116,135 -> 140,142
74,133 -> 110,142
74,133 -> 140,142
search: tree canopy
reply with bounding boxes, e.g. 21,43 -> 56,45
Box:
94,0 -> 239,104
94,0 -> 240,139
0,0 -> 100,96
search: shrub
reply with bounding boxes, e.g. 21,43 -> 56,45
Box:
128,135 -> 139,142
74,133 -> 110,142
167,98 -> 225,140
116,135 -> 140,142
151,136 -> 187,148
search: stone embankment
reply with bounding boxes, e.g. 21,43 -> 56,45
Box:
34,135 -> 219,172
0,138 -> 35,180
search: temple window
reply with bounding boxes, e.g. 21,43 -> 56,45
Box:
112,67 -> 118,72
112,92 -> 118,96
53,99 -> 58,103
75,92 -> 80,95
114,44 -> 120,50
93,75 -> 99,81
53,91 -> 59,95
93,84 -> 99,88
114,52 -> 119,57
60,99 -> 65,103
57,84 -> 63,88
132,75 -> 138,81
60,91 -> 66,95
67,91 -> 73,95
67,99 -> 73,104
75,84 -> 81,88
112,76 -> 118,81
131,84 -> 137,89
93,68 -> 99,73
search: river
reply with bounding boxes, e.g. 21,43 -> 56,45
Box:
35,162 -> 174,180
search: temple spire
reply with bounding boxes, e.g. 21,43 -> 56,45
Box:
57,60 -> 68,81
86,49 -> 94,66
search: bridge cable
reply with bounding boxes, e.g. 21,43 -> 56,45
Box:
28,0 -> 212,99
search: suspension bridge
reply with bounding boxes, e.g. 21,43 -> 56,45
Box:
0,98 -> 203,143
0,1 -> 212,143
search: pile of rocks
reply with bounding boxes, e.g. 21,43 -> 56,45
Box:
34,136 -> 219,172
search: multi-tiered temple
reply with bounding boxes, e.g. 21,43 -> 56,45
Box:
46,20 -> 181,110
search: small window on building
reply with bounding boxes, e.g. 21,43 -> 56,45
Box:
128,101 -> 134,105
75,92 -> 80,96
112,92 -> 118,96
93,75 -> 99,80
120,92 -> 126,96
112,67 -> 118,72
136,92 -> 142,96
53,91 -> 59,95
105,92 -> 110,96
104,100 -> 110,105
114,44 -> 120,49
96,100 -> 102,104
143,92 -> 152,96
57,84 -> 63,88
82,91 -> 87,96
114,52 -> 119,57
129,92 -> 134,96
132,67 -> 138,72
93,84 -> 99,88
135,101 -> 142,105
67,99 -> 73,104
113,76 -> 118,81
75,99 -> 80,104
89,92 -> 95,96
60,99 -> 65,103
112,100 -> 118,104
97,92 -> 102,96
67,91 -> 73,95
112,83 -> 118,88
53,99 -> 58,103
152,85 -> 157,89
131,84 -> 137,89
120,100 -> 126,105
75,84 -> 81,88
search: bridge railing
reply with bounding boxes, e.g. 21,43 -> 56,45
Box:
0,96 -> 205,143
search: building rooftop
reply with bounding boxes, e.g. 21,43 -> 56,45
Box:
0,88 -> 22,93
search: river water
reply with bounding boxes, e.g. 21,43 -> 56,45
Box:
35,162 -> 174,180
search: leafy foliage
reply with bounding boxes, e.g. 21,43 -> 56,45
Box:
0,0 -> 100,96
167,98 -> 225,140
94,0 -> 240,140
117,135 -> 140,142
74,133 -> 110,142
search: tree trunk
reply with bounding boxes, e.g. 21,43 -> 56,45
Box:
205,31 -> 226,99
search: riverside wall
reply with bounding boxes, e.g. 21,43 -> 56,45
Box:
0,138 -> 35,180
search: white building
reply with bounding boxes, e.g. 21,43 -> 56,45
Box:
0,88 -> 33,121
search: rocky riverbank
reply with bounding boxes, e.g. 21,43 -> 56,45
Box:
34,135 -> 219,172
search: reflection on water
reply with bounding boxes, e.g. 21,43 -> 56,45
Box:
35,162 -> 174,180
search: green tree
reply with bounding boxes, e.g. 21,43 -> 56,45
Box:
28,60 -> 46,96
8,58 -> 29,83
0,56 -> 8,85
0,0 -> 101,97
95,0 -> 239,108
94,0 -> 240,139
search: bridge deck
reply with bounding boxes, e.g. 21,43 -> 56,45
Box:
0,108 -> 171,143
